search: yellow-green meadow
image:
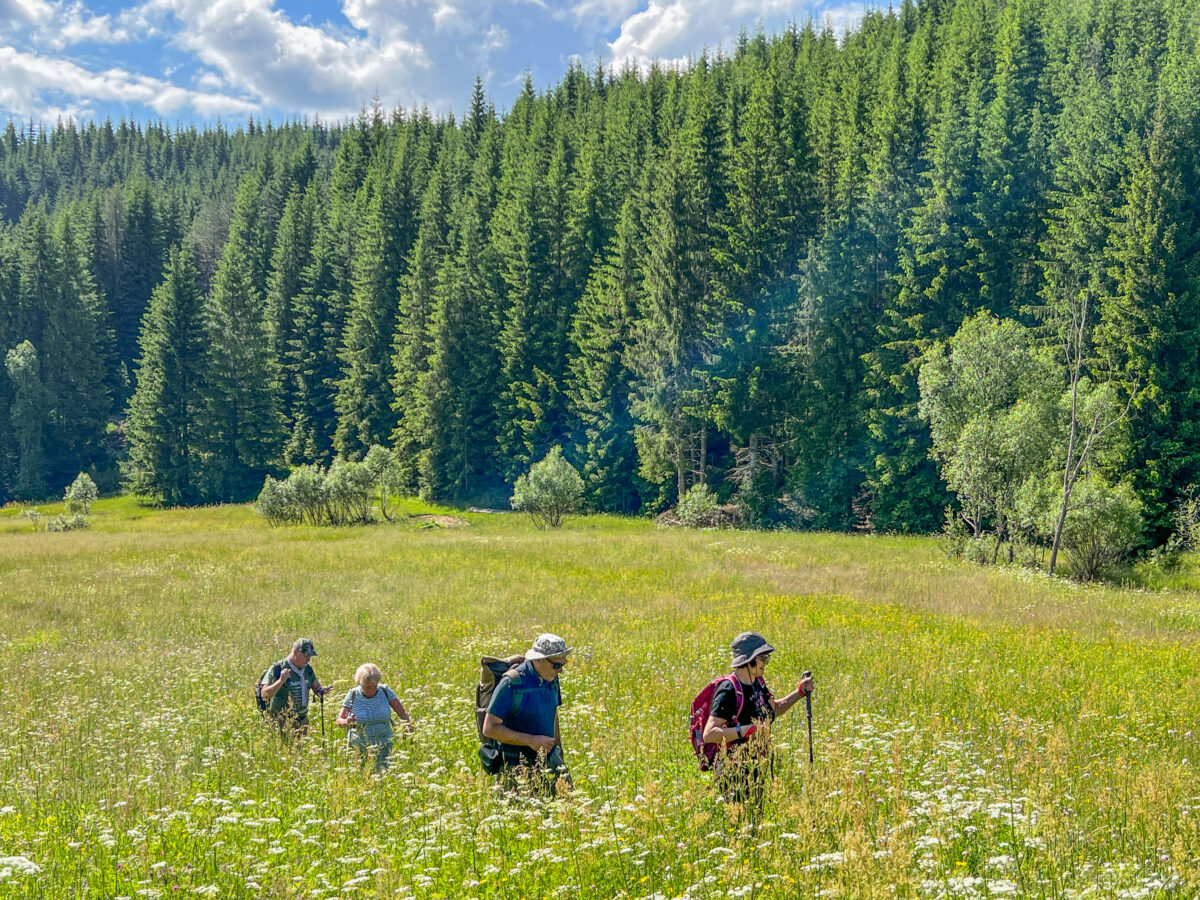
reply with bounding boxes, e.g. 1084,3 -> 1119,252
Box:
1,500 -> 1197,898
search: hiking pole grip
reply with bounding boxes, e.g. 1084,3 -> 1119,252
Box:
803,670 -> 814,765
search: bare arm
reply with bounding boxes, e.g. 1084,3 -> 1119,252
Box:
770,674 -> 815,717
336,703 -> 355,728
260,667 -> 288,701
389,695 -> 413,730
703,714 -> 748,744
482,712 -> 555,752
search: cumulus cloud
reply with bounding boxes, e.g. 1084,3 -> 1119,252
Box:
0,45 -> 258,119
604,0 -> 859,68
125,0 -> 433,117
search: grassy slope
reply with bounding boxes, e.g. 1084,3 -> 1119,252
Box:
0,500 -> 1197,898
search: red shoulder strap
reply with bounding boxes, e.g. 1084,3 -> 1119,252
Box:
729,674 -> 746,718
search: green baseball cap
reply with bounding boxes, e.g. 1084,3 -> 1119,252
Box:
292,638 -> 318,656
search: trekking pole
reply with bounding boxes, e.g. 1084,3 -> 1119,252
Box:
319,688 -> 326,748
803,670 -> 814,765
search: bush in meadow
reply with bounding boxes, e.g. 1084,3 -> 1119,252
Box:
363,445 -> 403,521
63,472 -> 99,514
44,513 -> 90,532
256,457 -> 381,527
511,446 -> 585,528
1059,479 -> 1144,581
677,483 -> 720,528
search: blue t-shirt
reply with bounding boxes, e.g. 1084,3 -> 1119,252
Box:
486,660 -> 561,755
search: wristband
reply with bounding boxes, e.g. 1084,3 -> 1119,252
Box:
744,724 -> 757,738
735,723 -> 742,739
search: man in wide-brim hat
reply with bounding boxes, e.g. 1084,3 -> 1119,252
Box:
481,633 -> 573,792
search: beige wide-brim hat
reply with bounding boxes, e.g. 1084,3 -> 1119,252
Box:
525,633 -> 573,660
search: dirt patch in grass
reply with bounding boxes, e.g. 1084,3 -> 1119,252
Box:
411,514 -> 469,528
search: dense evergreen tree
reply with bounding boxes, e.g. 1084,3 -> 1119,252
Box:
124,246 -> 206,504
194,176 -> 286,501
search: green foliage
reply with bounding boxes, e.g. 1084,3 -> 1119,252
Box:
255,456 -> 381,527
44,513 -> 91,532
1058,480 -> 1144,582
124,246 -> 206,505
5,340 -> 47,499
675,483 -> 720,529
918,314 -> 1060,540
64,472 -> 99,514
510,445 -> 584,528
1,0 -> 1199,544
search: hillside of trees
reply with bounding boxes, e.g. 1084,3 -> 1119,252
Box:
1,0 -> 1197,541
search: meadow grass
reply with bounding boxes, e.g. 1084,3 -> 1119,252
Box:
0,500 -> 1197,898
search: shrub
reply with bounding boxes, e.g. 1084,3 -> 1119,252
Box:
363,445 -> 403,521
255,476 -> 293,526
1060,479 -> 1143,581
45,514 -> 90,532
326,458 -> 373,525
64,473 -> 99,514
255,458 -> 378,527
676,484 -> 720,528
511,446 -> 584,528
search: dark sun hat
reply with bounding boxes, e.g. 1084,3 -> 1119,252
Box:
730,632 -> 774,668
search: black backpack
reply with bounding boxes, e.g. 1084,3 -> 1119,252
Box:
254,660 -> 286,713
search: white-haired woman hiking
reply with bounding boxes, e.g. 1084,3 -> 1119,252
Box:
336,663 -> 413,772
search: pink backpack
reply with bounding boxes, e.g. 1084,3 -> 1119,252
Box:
689,675 -> 747,771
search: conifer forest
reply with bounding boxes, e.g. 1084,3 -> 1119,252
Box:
1,0 -> 1198,541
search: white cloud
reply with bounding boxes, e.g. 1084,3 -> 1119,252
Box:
48,2 -> 136,48
605,0 -> 838,68
569,0 -> 641,30
0,0 -> 55,26
482,23 -> 508,52
127,0 -> 436,117
0,44 -> 259,118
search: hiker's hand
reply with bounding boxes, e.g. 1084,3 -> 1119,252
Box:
401,719 -> 415,733
529,735 -> 556,754
345,712 -> 356,724
277,669 -> 292,684
798,673 -> 815,697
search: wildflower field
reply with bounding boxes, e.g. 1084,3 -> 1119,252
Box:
1,499 -> 1198,899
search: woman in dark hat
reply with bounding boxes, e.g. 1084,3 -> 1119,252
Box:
702,632 -> 814,805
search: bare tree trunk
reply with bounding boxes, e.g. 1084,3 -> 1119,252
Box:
1047,292 -> 1135,576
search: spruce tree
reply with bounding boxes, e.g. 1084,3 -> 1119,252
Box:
567,197 -> 645,512
113,178 -> 166,388
335,125 -> 428,457
1096,105 -> 1200,537
391,133 -> 460,480
417,129 -> 506,503
5,340 -> 47,499
195,176 -> 286,502
124,246 -> 206,504
493,99 -> 573,480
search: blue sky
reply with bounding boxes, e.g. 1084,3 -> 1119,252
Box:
0,0 -> 866,125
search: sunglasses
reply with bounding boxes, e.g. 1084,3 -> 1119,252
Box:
547,659 -> 567,671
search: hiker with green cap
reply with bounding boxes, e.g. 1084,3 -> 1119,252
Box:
259,638 -> 333,735
481,633 -> 573,794
701,632 -> 814,804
